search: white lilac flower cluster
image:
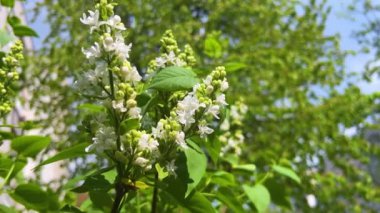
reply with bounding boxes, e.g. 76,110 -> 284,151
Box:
0,40 -> 23,117
147,30 -> 196,74
219,101 -> 248,156
78,1 -> 229,178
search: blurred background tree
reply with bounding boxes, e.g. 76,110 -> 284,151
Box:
23,0 -> 380,211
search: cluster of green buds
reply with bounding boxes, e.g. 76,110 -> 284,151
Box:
147,30 -> 196,74
219,100 -> 248,156
0,40 -> 23,117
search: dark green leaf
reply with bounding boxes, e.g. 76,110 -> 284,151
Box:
61,204 -> 85,213
148,66 -> 199,92
11,136 -> 51,158
12,25 -> 39,37
89,190 -> 113,211
71,175 -> 112,193
10,183 -> 59,211
243,184 -> 270,213
182,192 -> 215,213
120,119 -> 140,134
35,143 -> 89,169
6,16 -> 21,27
272,165 -> 301,184
216,187 -> 245,213
0,0 -> 14,7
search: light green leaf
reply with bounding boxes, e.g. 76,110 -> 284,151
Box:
11,136 -> 51,158
77,103 -> 105,112
71,175 -> 112,193
0,30 -> 13,47
204,37 -> 222,58
210,171 -> 236,186
232,164 -> 256,173
0,204 -> 17,213
272,165 -> 301,184
148,66 -> 199,91
35,143 -> 89,169
224,62 -> 247,73
243,184 -> 271,213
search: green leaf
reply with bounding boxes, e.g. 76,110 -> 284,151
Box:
224,62 -> 247,73
216,187 -> 245,213
35,143 -> 89,169
60,204 -> 85,213
120,119 -> 140,134
71,175 -> 112,193
6,16 -> 21,28
204,37 -> 222,58
164,140 -> 207,199
210,171 -> 236,186
89,190 -> 113,211
78,103 -> 105,113
232,164 -> 256,173
0,29 -> 13,47
272,165 -> 301,184
10,183 -> 59,211
182,192 -> 215,213
0,157 -> 26,182
0,204 -> 17,213
11,136 -> 51,158
243,184 -> 271,213
155,163 -> 168,180
12,25 -> 39,37
0,0 -> 14,7
148,66 -> 199,92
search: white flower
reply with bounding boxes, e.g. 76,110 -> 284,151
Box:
102,15 -> 126,31
103,36 -> 115,52
174,58 -> 186,67
152,121 -> 164,139
230,106 -> 242,120
203,75 -> 213,86
206,105 -> 220,119
215,94 -> 228,106
166,51 -> 176,64
82,42 -> 101,59
156,57 -> 167,68
80,10 -> 100,33
198,123 -> 214,138
134,157 -> 150,168
128,106 -> 141,119
114,33 -> 131,59
138,133 -> 159,152
121,66 -> 141,83
112,100 -> 127,112
306,194 -> 317,208
176,94 -> 203,128
175,131 -> 188,149
220,119 -> 230,131
85,126 -> 116,154
166,160 -> 178,178
220,79 -> 229,91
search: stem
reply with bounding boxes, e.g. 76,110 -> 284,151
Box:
111,181 -> 127,213
151,172 -> 159,213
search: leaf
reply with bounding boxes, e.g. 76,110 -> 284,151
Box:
11,136 -> 51,158
164,140 -> 207,199
204,37 -> 222,58
148,66 -> 199,91
182,192 -> 215,213
78,103 -> 105,113
0,157 -> 26,182
272,165 -> 301,184
71,175 -> 112,193
0,204 -> 17,213
6,16 -> 21,28
0,0 -> 14,7
210,171 -> 236,186
0,29 -> 13,47
216,187 -> 245,213
35,143 -> 89,169
224,62 -> 247,73
12,25 -> 39,37
155,163 -> 168,180
10,183 -> 59,211
89,190 -> 113,211
60,204 -> 85,213
243,184 -> 271,213
120,119 -> 140,134
232,164 -> 256,173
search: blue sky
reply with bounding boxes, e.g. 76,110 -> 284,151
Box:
23,0 -> 379,94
